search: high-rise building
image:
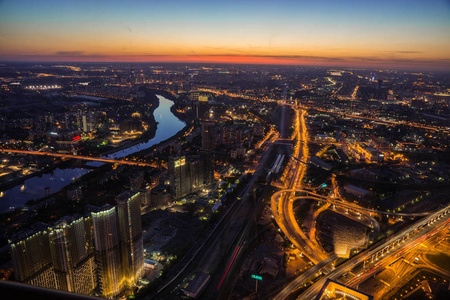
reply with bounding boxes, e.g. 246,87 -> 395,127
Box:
10,230 -> 56,289
67,187 -> 83,202
198,95 -> 209,120
116,191 -> 144,288
201,122 -> 215,151
10,217 -> 96,295
187,158 -> 202,191
168,156 -> 207,198
192,95 -> 209,120
92,192 -> 144,298
49,217 -> 96,295
80,111 -> 96,133
168,156 -> 188,199
82,115 -> 88,132
200,152 -> 214,186
92,206 -> 123,298
200,122 -> 215,186
11,194 -> 144,298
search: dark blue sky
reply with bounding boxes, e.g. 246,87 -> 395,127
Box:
0,0 -> 449,69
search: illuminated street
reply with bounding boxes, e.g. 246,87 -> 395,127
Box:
0,148 -> 160,167
0,3 -> 449,298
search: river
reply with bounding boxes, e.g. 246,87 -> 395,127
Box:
105,95 -> 185,159
0,95 -> 185,214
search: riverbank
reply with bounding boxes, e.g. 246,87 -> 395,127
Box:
124,90 -> 195,158
0,166 -> 53,191
145,88 -> 193,124
0,93 -> 186,213
0,93 -> 192,214
0,92 -> 160,193
0,93 -> 190,271
100,88 -> 188,156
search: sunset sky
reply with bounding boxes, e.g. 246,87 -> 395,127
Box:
0,0 -> 449,70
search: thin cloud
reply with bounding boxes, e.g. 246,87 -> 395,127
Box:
55,51 -> 85,56
395,51 -> 423,54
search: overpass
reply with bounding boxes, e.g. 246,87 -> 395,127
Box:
294,203 -> 450,300
270,187 -> 449,299
0,149 -> 160,168
274,188 -> 434,218
270,107 -> 329,265
276,100 -> 443,132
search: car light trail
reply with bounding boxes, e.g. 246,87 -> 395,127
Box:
217,246 -> 240,290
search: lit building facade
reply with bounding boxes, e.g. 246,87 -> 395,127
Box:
10,217 -> 97,295
92,206 -> 124,298
116,190 -> 144,288
49,217 -> 96,295
92,191 -> 145,298
11,195 -> 144,299
168,155 -> 208,198
10,230 -> 56,289
168,155 -> 188,198
192,94 -> 209,120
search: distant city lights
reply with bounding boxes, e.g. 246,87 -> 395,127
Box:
25,85 -> 61,90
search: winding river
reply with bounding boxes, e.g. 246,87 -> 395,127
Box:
0,95 -> 185,214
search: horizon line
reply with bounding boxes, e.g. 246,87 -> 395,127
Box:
1,59 -> 449,73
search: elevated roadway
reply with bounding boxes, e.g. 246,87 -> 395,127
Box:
271,186 -> 435,273
275,188 -> 434,218
272,254 -> 337,300
270,107 -> 328,264
277,100 -> 444,132
296,204 -> 450,299
0,149 -> 159,167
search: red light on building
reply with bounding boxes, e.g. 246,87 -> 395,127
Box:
73,136 -> 81,141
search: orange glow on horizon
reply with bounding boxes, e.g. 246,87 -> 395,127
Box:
1,1 -> 449,71
4,54 -> 448,71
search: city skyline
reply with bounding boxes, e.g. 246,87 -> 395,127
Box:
0,0 -> 450,298
0,61 -> 449,299
1,0 -> 450,70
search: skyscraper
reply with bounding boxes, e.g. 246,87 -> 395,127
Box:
168,156 -> 207,198
116,190 -> 144,288
10,196 -> 144,298
201,121 -> 215,186
92,206 -> 123,298
49,217 -> 96,295
10,230 -> 56,289
192,95 -> 209,120
201,122 -> 215,151
92,192 -> 144,298
168,156 -> 188,198
10,217 -> 96,295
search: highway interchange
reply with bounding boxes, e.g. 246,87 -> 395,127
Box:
5,99 -> 448,299
269,103 -> 450,299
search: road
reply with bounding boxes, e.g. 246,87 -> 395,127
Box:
297,204 -> 450,299
269,104 -> 447,300
276,188 -> 434,218
270,107 -> 329,264
277,100 -> 444,132
349,226 -> 449,299
270,182 -> 439,278
147,126 -> 278,299
211,134 -> 279,298
272,255 -> 337,300
0,149 -> 159,167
